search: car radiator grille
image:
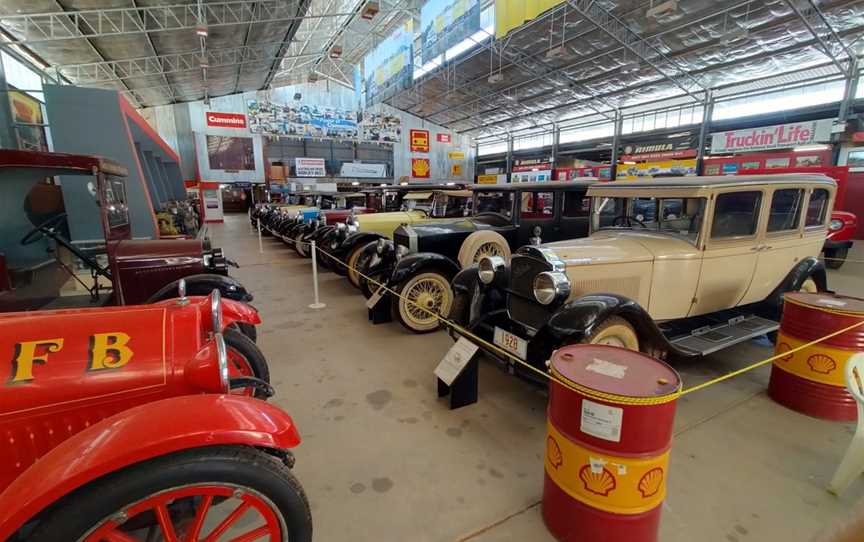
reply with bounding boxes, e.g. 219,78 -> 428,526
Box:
506,254 -> 553,331
394,231 -> 410,249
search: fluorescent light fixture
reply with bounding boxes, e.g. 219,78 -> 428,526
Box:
380,183 -> 388,187
445,182 -> 455,186
793,144 -> 830,152
195,24 -> 208,37
546,45 -> 566,59
400,182 -> 408,186
351,181 -> 360,186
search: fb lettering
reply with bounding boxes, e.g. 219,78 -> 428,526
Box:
9,339 -> 64,383
89,332 -> 134,371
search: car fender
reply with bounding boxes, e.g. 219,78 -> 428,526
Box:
390,253 -> 461,286
757,257 -> 827,320
340,232 -> 386,257
0,395 -> 300,541
309,224 -> 335,243
363,240 -> 394,277
147,273 -> 253,303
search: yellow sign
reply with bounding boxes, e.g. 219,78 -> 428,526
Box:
495,0 -> 565,39
451,163 -> 463,176
448,151 -> 465,160
477,174 -> 498,184
616,159 -> 697,180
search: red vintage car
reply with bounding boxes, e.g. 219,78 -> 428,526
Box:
0,292 -> 312,542
824,210 -> 857,269
0,150 -> 254,326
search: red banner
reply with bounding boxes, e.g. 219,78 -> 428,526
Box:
206,112 -> 247,129
411,158 -> 431,178
410,129 -> 430,153
437,133 -> 452,143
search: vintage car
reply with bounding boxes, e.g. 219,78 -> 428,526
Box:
448,175 -> 836,379
284,192 -> 379,257
319,186 -> 472,285
1,150 -> 256,335
0,291 -> 311,542
824,210 -> 857,269
365,181 -> 597,333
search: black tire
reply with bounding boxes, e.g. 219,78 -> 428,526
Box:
225,328 -> 270,398
360,272 -> 385,299
351,246 -> 376,291
231,321 -> 258,342
824,247 -> 848,270
29,446 -> 312,542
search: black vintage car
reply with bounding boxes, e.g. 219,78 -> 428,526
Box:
364,180 -> 598,333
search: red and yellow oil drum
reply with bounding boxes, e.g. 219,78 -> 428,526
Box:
769,292 -> 864,421
543,344 -> 681,542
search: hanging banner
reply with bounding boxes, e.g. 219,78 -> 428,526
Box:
410,129 -> 430,153
709,119 -> 834,154
495,0 -> 563,39
412,158 -> 431,178
477,174 -> 500,184
421,0 -> 483,64
616,159 -> 697,180
361,112 -> 402,142
340,162 -> 388,178
364,20 -> 414,107
248,100 -> 358,140
437,133 -> 452,143
295,158 -> 327,177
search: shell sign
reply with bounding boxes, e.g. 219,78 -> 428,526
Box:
411,158 -> 431,178
410,129 -> 430,153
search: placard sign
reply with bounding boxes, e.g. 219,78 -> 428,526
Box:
710,119 -> 833,154
206,112 -> 247,129
410,129 -> 430,153
437,133 -> 452,143
295,157 -> 326,177
411,158 -> 431,178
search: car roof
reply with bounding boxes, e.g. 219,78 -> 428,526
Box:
595,174 -> 836,190
0,149 -> 129,177
474,180 -> 598,191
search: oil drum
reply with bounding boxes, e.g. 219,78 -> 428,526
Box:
769,293 -> 864,421
543,344 -> 681,542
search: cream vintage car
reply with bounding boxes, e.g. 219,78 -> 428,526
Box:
448,174 -> 836,377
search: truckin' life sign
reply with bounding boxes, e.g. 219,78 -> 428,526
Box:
710,119 -> 833,154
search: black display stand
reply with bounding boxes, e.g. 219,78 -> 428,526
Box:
367,294 -> 393,324
437,357 -> 479,409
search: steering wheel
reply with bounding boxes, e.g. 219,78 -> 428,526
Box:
612,215 -> 648,228
20,213 -> 112,280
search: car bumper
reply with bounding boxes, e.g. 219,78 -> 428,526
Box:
824,239 -> 853,251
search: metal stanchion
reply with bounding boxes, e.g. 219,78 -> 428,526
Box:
257,218 -> 263,254
308,240 -> 326,310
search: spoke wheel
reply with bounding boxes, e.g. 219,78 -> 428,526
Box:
224,329 -> 270,398
394,272 -> 453,333
582,316 -> 639,351
473,242 -> 504,263
799,277 -> 818,293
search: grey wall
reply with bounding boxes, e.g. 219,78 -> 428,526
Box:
44,84 -> 157,241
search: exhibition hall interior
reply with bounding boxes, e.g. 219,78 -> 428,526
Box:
2,0 -> 864,540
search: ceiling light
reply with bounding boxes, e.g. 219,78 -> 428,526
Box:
400,182 -> 408,186
793,145 -> 830,152
646,0 -> 678,19
488,72 -> 503,83
330,46 -> 343,59
351,181 -> 360,186
623,161 -> 636,165
195,24 -> 208,37
361,1 -> 380,20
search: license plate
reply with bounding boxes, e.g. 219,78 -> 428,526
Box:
493,327 -> 528,360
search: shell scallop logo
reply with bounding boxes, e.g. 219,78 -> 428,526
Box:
776,342 -> 793,362
637,467 -> 664,498
807,353 -> 837,375
546,436 -> 563,469
578,465 -> 617,497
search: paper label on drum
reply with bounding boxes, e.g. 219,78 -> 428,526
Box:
818,298 -> 847,307
586,358 -> 628,379
581,399 -> 623,442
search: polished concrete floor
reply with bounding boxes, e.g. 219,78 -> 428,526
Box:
214,214 -> 864,542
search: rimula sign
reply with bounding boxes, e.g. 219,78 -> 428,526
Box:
710,119 -> 833,154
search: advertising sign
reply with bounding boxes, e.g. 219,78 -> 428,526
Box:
710,119 -> 833,154
616,159 -> 697,180
412,158 -> 431,178
8,90 -> 47,151
421,0 -> 483,64
495,0 -> 562,39
451,163 -> 463,176
362,112 -> 402,142
248,99 -> 358,140
206,112 -> 247,129
364,20 -> 414,107
448,151 -> 465,160
437,133 -> 452,143
620,141 -> 696,162
340,162 -> 388,178
295,158 -> 326,177
410,129 -> 431,153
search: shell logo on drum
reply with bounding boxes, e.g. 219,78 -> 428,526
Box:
579,465 -> 617,497
637,467 -> 664,498
807,353 -> 837,375
546,436 -> 563,469
776,342 -> 794,362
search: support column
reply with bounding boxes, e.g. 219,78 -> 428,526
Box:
839,57 -> 860,123
551,123 -> 560,171
505,133 -> 513,182
696,90 -> 715,175
609,110 -> 622,181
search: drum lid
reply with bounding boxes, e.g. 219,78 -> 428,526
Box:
784,293 -> 864,316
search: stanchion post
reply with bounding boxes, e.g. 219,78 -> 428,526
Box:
257,218 -> 263,254
309,240 -> 326,310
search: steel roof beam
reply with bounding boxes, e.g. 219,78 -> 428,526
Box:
783,0 -> 854,74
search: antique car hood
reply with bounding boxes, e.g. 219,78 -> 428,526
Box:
322,207 -> 375,224
540,231 -> 699,266
114,239 -> 204,262
401,218 -> 478,237
356,210 -> 428,237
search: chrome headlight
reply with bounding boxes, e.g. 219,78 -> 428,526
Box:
347,223 -> 358,233
336,222 -> 347,231
396,244 -> 410,260
478,255 -> 505,284
210,289 -> 223,332
829,218 -> 844,231
376,238 -> 388,254
214,332 -> 229,392
533,271 -> 570,305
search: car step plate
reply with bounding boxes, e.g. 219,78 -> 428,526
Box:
671,315 -> 779,356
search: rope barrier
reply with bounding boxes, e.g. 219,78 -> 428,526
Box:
263,226 -> 864,406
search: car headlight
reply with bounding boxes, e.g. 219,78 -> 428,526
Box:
348,223 -> 358,233
829,219 -> 844,231
533,271 -> 570,305
376,238 -> 388,254
396,244 -> 410,260
336,222 -> 346,231
478,256 -> 506,284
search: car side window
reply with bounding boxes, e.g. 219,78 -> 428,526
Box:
711,191 -> 762,239
520,191 -> 554,220
805,188 -> 830,227
767,189 -> 804,233
562,192 -> 590,218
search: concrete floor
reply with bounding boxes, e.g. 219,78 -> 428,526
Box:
213,215 -> 864,542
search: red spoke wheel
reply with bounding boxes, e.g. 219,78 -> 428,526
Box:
224,329 -> 270,398
29,447 -> 312,542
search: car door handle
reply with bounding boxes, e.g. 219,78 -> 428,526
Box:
761,245 -> 772,251
750,246 -> 761,251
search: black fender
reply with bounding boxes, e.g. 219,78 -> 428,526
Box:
146,273 -> 253,303
757,256 -> 828,320
309,224 -> 335,243
339,232 -> 386,261
530,294 -> 684,361
389,252 -> 461,286
449,266 -> 498,328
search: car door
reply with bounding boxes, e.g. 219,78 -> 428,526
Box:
555,190 -> 591,241
742,187 -> 806,304
689,189 -> 765,317
516,190 -> 557,247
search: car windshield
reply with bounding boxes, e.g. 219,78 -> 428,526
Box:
473,191 -> 514,219
592,196 -> 706,243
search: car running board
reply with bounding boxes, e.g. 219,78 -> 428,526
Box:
670,315 -> 779,356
